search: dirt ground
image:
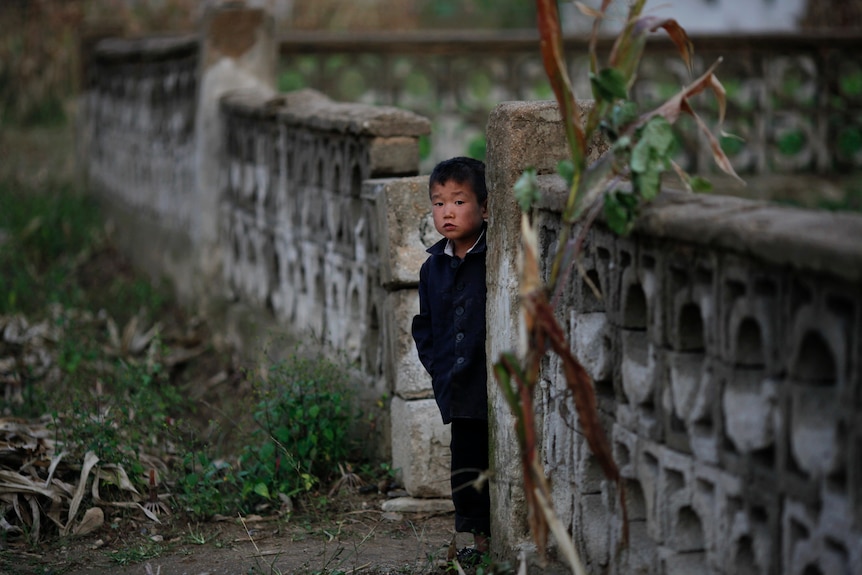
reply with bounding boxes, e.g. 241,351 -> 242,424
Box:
4,497 -> 464,575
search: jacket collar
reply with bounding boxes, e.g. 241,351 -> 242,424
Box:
427,222 -> 488,257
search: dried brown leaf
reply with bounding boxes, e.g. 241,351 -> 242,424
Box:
646,58 -> 723,125
63,451 -> 100,536
121,315 -> 138,354
107,317 -> 121,351
682,100 -> 745,184
0,470 -> 61,500
164,345 -> 207,368
710,72 -> 728,125
574,1 -> 605,19
72,506 -> 103,536
534,301 -> 615,479
537,0 -> 587,165
26,495 -> 40,543
45,450 -> 66,488
531,295 -> 629,544
645,17 -> 694,75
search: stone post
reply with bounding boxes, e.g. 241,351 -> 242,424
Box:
368,175 -> 454,499
193,5 -> 276,303
485,100 -> 605,561
486,101 -> 571,560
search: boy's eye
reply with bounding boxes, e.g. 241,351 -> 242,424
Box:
455,200 -> 464,205
433,202 -> 443,207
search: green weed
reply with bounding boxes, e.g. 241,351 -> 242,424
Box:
170,354 -> 369,520
107,541 -> 164,566
52,352 -> 187,489
238,356 -> 356,509
174,451 -> 241,519
184,523 -> 211,545
0,182 -> 100,315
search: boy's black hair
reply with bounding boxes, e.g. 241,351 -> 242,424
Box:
428,156 -> 487,205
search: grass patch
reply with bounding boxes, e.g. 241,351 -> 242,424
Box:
0,180 -> 100,315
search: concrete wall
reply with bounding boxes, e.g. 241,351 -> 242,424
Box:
486,100 -> 862,574
217,87 -> 434,467
84,34 -> 202,300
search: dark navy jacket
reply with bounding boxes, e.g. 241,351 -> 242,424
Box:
411,228 -> 488,424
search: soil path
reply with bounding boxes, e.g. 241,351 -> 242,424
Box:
7,500 -> 460,574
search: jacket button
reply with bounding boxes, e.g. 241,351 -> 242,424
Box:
456,282 -> 465,291
455,306 -> 464,316
456,357 -> 465,364
450,260 -> 459,269
456,332 -> 464,342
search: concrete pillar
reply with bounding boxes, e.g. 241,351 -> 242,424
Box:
485,100 -> 572,558
193,5 -> 276,303
366,176 -> 453,498
485,100 -> 606,558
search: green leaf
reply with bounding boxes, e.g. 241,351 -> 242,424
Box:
630,117 -> 673,200
838,127 -> 862,156
777,130 -> 806,156
630,137 -> 651,173
274,426 -> 291,443
635,170 -> 661,201
640,116 -> 674,155
610,100 -> 638,132
603,190 -> 638,236
557,159 -> 575,188
613,135 -> 632,154
260,442 -> 275,459
590,67 -> 628,102
254,482 -> 271,499
513,168 -> 540,212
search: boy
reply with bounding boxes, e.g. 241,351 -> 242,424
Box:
411,156 -> 490,562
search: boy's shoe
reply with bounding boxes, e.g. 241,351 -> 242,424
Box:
456,547 -> 483,567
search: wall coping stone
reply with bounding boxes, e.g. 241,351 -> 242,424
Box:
93,34 -> 199,63
537,173 -> 862,283
220,88 -> 431,137
220,89 -> 283,119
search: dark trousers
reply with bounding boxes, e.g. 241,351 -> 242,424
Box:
450,418 -> 491,537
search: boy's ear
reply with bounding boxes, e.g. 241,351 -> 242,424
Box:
481,200 -> 488,219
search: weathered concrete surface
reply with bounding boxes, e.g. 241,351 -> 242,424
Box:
367,176 -> 433,289
382,289 -> 432,400
390,397 -> 451,498
485,101 -> 570,554
485,99 -> 608,558
381,497 -> 455,514
276,88 -> 431,138
636,190 -> 862,283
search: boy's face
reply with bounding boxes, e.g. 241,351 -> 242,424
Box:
430,179 -> 487,255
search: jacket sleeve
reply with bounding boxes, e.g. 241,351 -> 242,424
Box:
411,261 -> 434,378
